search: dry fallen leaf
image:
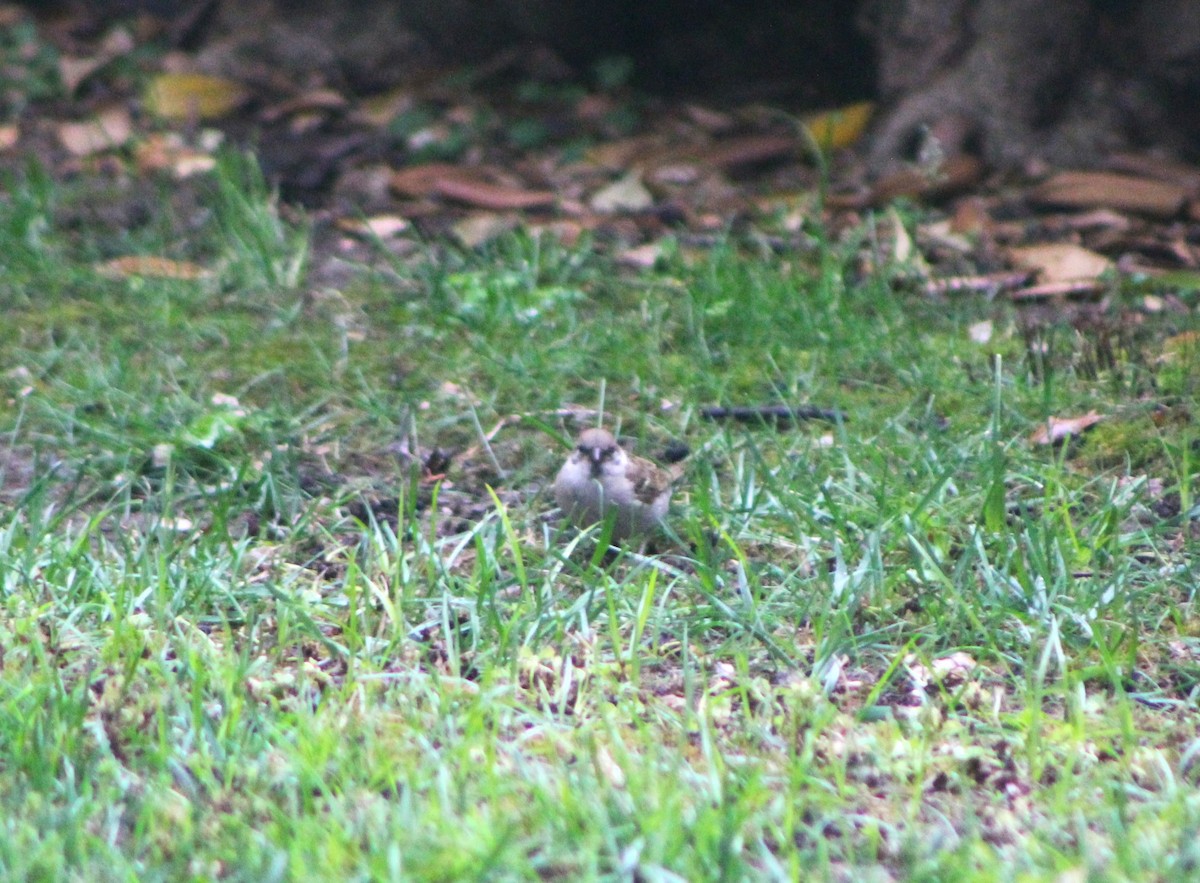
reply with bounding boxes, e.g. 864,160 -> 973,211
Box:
920,219 -> 974,253
260,88 -> 348,124
1010,280 -> 1106,300
1029,411 -> 1105,445
949,197 -> 993,236
871,154 -> 984,204
888,207 -> 914,262
452,212 -> 518,248
924,271 -> 1031,297
355,86 -> 415,127
1030,171 -> 1187,218
336,215 -> 411,239
931,651 -> 977,683
525,220 -> 586,248
95,256 -> 212,281
389,163 -> 555,210
1107,152 -> 1200,191
906,651 -> 978,693
135,132 -> 217,178
1007,243 -> 1113,283
648,163 -> 700,186
58,27 -> 134,95
586,134 -> 669,170
57,106 -> 132,157
684,103 -> 735,133
433,176 -> 556,211
617,241 -> 666,269
590,171 -> 653,213
389,162 -> 468,198
1052,208 -> 1133,233
59,56 -> 108,95
697,134 -> 797,171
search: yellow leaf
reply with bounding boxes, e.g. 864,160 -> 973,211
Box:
801,101 -> 873,151
144,73 -> 248,121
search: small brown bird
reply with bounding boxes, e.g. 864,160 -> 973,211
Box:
554,427 -> 683,542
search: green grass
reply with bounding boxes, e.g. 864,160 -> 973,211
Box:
1,155 -> 1199,880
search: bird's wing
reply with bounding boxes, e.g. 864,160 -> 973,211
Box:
627,456 -> 679,506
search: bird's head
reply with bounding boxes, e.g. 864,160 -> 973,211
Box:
575,427 -> 621,475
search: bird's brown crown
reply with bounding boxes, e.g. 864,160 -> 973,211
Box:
576,428 -> 619,458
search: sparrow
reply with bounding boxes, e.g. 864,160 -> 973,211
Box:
554,427 -> 683,542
